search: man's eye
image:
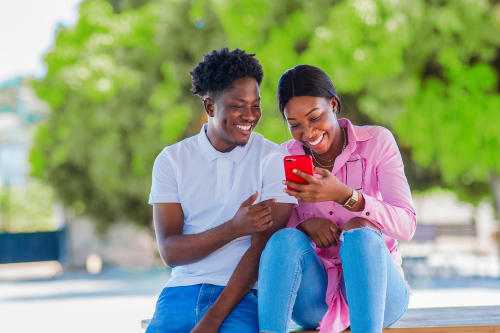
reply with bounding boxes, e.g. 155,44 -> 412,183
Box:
252,105 -> 261,109
289,123 -> 299,128
310,115 -> 321,121
230,105 -> 244,109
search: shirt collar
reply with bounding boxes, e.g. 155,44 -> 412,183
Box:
196,123 -> 252,163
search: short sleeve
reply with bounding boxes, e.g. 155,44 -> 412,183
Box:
148,150 -> 180,204
260,151 -> 298,205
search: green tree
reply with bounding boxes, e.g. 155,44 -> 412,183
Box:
32,0 -> 500,229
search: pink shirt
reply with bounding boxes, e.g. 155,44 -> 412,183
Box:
283,118 -> 417,333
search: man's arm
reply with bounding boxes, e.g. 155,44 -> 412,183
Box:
153,193 -> 274,267
153,203 -> 237,267
191,202 -> 294,332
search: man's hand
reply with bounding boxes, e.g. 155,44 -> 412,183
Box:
230,192 -> 275,236
299,217 -> 341,248
190,311 -> 221,333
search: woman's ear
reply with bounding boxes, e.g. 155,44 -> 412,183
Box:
203,97 -> 215,117
330,96 -> 340,114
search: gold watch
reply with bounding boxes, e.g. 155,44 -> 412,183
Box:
343,189 -> 359,209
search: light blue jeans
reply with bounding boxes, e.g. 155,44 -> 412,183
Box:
258,227 -> 409,333
146,284 -> 259,333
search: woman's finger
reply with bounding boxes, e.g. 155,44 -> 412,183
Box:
285,188 -> 303,199
314,167 -> 331,178
292,169 -> 318,184
285,180 -> 307,192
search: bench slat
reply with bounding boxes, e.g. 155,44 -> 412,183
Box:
392,306 -> 500,328
142,305 -> 500,331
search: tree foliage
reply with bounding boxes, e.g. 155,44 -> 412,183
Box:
32,0 -> 499,228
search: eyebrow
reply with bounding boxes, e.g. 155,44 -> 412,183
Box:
286,107 -> 319,120
230,97 -> 261,103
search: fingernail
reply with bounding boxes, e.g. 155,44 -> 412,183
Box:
292,169 -> 297,173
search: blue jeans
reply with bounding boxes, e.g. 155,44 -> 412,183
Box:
258,227 -> 409,333
146,284 -> 259,333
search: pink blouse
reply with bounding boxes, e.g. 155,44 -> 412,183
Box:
283,118 -> 417,333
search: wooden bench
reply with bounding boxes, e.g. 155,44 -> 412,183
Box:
141,305 -> 500,332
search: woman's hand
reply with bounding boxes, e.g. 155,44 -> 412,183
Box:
285,167 -> 352,203
298,217 -> 341,248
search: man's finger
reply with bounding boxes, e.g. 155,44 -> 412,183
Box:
254,198 -> 275,208
241,192 -> 259,207
255,210 -> 272,222
256,218 -> 273,231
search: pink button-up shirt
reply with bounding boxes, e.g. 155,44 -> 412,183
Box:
283,118 -> 417,333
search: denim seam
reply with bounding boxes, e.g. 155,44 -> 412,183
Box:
194,284 -> 204,325
280,247 -> 315,332
384,283 -> 410,328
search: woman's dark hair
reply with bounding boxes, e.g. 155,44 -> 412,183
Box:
277,64 -> 341,117
190,48 -> 263,97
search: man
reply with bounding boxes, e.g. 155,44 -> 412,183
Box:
146,48 -> 297,333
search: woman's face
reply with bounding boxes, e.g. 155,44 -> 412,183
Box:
283,96 -> 339,155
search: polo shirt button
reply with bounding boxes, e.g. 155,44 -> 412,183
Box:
366,212 -> 370,216
329,211 -> 333,215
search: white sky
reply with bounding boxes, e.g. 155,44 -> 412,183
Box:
0,0 -> 81,82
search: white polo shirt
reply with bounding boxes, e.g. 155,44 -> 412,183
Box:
149,124 -> 297,288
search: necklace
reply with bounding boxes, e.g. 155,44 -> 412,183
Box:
310,127 -> 347,169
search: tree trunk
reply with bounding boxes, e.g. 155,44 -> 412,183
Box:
491,173 -> 500,221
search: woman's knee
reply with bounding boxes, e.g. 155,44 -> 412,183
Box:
342,217 -> 376,231
340,219 -> 384,255
262,228 -> 311,259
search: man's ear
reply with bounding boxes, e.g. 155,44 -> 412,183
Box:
203,97 -> 215,117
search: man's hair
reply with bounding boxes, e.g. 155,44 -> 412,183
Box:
190,48 -> 263,97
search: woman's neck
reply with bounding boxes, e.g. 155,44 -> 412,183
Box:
315,125 -> 346,164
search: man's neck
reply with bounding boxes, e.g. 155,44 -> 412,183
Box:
205,125 -> 238,153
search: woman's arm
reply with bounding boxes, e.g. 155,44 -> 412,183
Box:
350,129 -> 417,241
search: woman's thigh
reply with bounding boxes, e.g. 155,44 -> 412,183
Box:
146,285 -> 200,333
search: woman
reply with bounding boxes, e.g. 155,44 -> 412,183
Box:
258,65 -> 416,333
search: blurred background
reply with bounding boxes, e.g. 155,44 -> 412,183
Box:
0,0 -> 499,332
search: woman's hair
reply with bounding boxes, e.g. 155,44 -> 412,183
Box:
277,64 -> 341,117
190,48 -> 263,97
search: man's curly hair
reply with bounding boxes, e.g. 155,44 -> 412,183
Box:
190,48 -> 263,97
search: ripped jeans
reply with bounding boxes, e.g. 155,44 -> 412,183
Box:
258,227 -> 409,333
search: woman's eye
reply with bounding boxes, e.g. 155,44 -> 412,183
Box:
231,105 -> 244,109
310,115 -> 321,121
252,105 -> 261,109
289,123 -> 299,128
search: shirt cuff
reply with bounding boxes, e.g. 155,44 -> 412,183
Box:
148,193 -> 180,205
351,192 -> 385,231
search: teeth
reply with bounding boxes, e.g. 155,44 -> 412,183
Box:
308,133 -> 324,146
236,124 -> 252,131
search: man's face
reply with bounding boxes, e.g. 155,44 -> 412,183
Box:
205,77 -> 261,151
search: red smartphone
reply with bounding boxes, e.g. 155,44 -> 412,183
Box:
284,155 -> 314,190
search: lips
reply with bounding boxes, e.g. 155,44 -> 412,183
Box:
307,132 -> 325,147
